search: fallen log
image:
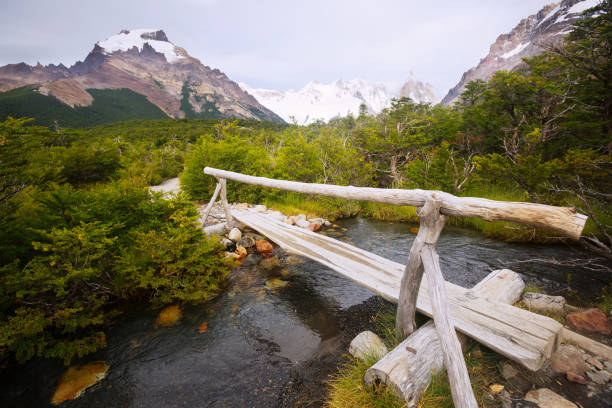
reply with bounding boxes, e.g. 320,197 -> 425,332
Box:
365,269 -> 524,406
204,167 -> 587,239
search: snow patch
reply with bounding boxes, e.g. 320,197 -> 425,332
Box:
565,0 -> 600,16
97,29 -> 184,63
501,42 -> 530,59
536,4 -> 561,28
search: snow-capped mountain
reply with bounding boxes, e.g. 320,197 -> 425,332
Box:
398,72 -> 439,105
241,76 -> 437,124
441,0 -> 601,106
0,29 -> 283,122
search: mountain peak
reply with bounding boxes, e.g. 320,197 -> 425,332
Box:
441,0 -> 599,106
96,29 -> 183,63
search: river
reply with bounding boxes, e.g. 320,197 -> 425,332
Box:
0,217 -> 606,407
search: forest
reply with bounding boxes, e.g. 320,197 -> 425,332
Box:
0,2 -> 610,366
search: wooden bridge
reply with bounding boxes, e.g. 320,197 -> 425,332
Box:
202,167 -> 591,408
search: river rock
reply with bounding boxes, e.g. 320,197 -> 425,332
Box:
221,238 -> 235,250
238,235 -> 256,248
550,344 -> 589,375
156,305 -> 182,327
236,245 -> 247,260
349,331 -> 388,361
501,362 -> 518,379
586,357 -> 604,370
308,222 -> 321,232
522,292 -> 566,315
283,256 -> 304,265
566,308 -> 612,335
283,217 -> 295,225
566,370 -> 587,384
295,218 -> 310,229
228,228 -> 242,242
295,214 -> 306,223
224,251 -> 240,259
309,218 -> 325,224
51,362 -> 110,405
324,220 -> 331,227
267,210 -> 284,220
586,370 -> 609,385
525,388 -> 577,408
256,240 -> 274,257
259,256 -> 280,270
233,202 -> 250,211
265,278 -> 288,289
254,205 -> 267,213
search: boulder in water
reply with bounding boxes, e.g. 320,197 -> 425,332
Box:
51,362 -> 109,405
156,305 -> 182,327
256,240 -> 274,257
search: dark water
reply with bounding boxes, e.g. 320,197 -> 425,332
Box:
1,218 -> 608,407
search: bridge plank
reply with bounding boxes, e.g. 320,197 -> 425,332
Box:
233,209 -> 563,371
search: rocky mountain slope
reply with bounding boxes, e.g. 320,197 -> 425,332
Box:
0,29 -> 283,124
441,0 -> 600,106
240,75 -> 437,125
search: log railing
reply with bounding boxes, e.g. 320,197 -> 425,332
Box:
202,167 -> 588,408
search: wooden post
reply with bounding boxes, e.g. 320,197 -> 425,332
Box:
218,178 -> 233,230
201,182 -> 222,222
422,245 -> 477,407
366,269 -> 524,406
396,199 -> 447,338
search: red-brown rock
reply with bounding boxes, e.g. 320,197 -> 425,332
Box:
566,308 -> 611,335
566,371 -> 587,384
255,240 -> 274,257
307,222 -> 321,232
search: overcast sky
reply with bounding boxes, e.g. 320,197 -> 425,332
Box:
0,0 -> 552,96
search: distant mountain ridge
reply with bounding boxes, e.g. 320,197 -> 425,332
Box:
0,29 -> 284,125
441,0 -> 600,106
241,74 -> 438,125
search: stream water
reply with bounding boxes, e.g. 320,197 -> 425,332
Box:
1,217 -> 607,407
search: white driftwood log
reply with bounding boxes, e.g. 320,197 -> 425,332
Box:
365,269 -> 524,406
217,178 -> 233,230
203,222 -> 229,236
232,209 -> 562,371
201,182 -> 222,223
203,167 -> 587,239
421,241 -> 477,407
396,200 -> 447,338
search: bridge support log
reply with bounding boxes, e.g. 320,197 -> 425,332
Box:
422,243 -> 477,407
396,199 -> 447,338
396,198 -> 477,408
217,178 -> 233,230
201,181 -> 222,223
366,269 -> 524,406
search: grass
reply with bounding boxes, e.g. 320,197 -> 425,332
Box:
264,192 -> 360,220
326,353 -> 407,408
325,311 -> 506,408
522,283 -> 542,294
598,283 -> 612,314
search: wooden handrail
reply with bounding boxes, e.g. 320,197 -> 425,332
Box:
203,167 -> 587,239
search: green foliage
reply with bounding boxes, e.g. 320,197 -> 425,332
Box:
0,86 -> 168,128
181,132 -> 272,202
